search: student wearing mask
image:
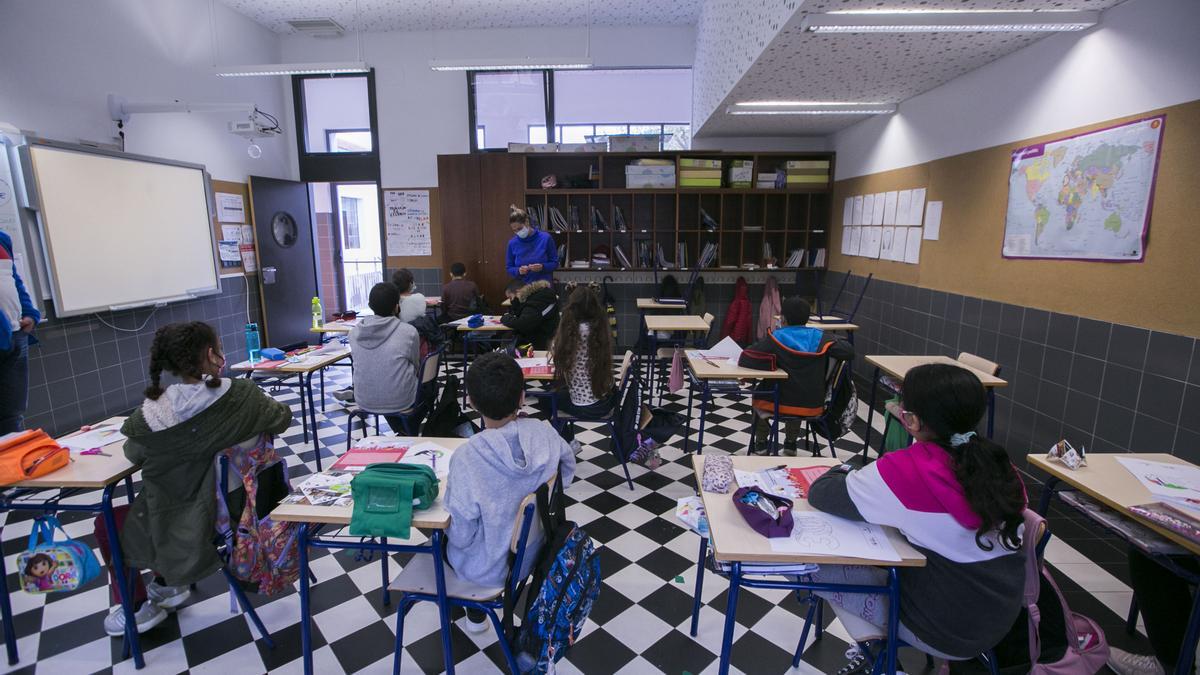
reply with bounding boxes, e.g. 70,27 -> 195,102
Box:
505,205 -> 557,285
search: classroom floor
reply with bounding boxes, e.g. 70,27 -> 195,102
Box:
0,362 -> 1157,675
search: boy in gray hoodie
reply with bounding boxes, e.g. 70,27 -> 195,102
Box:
349,283 -> 421,430
445,352 -> 575,596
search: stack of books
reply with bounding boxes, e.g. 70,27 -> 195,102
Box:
626,159 -> 675,189
756,172 -> 777,189
728,160 -> 754,189
784,249 -> 806,268
784,160 -> 831,187
679,158 -> 723,188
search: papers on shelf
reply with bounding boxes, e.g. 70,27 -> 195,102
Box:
769,512 -> 901,561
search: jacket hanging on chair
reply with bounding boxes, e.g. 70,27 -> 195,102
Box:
756,276 -> 782,341
721,277 -> 753,345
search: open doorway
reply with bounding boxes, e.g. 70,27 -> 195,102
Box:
310,182 -> 384,314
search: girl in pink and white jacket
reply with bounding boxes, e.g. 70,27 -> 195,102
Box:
807,363 -> 1027,671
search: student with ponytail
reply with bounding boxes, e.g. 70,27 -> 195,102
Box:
806,363 -> 1027,673
94,322 -> 291,638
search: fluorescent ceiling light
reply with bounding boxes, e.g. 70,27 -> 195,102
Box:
429,57 -> 592,72
215,61 -> 369,77
734,100 -> 891,107
726,104 -> 895,116
802,10 -> 1098,33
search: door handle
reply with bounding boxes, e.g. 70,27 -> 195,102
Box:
262,266 -> 278,284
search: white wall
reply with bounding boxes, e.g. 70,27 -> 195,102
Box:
281,25 -> 696,187
0,0 -> 290,182
691,136 -> 830,152
833,0 -> 1200,180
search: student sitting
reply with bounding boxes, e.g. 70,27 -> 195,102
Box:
445,352 -> 575,631
500,278 -> 559,351
393,267 -> 445,359
99,321 -> 292,637
737,297 -> 853,455
546,285 -> 619,443
441,261 -> 480,322
348,282 -> 421,430
807,363 -> 1027,672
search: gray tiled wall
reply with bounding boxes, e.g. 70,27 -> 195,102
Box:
386,267 -> 444,301
821,272 -> 1199,465
24,276 -> 262,437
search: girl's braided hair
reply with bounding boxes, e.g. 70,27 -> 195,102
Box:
144,321 -> 222,400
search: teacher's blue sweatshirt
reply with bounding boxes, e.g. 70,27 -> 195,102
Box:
505,230 -> 557,284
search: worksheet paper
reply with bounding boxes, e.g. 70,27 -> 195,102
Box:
862,194 -> 875,226
923,201 -> 943,240
770,512 -> 902,562
909,188 -> 927,227
60,424 -> 126,450
221,225 -> 241,242
849,227 -> 862,256
904,228 -> 923,264
841,227 -> 854,256
215,192 -> 245,223
852,196 -> 865,225
896,191 -> 912,227
876,193 -> 888,226
883,191 -> 898,225
892,228 -> 909,262
879,227 -> 896,261
1116,457 -> 1200,513
843,198 -> 853,227
861,227 -> 883,258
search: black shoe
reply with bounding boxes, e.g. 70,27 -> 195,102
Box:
836,647 -> 870,675
782,440 -> 798,457
749,441 -> 771,456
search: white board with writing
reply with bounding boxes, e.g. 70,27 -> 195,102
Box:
384,189 -> 432,257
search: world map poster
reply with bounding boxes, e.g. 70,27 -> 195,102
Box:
1002,115 -> 1164,261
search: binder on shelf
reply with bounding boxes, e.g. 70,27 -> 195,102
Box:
557,244 -> 568,266
614,245 -> 633,270
549,207 -> 569,233
590,206 -> 608,232
569,205 -> 581,232
728,160 -> 754,188
784,249 -> 806,268
811,248 -> 827,267
698,241 -> 718,269
700,208 -> 720,232
679,158 -> 722,169
614,206 -> 628,232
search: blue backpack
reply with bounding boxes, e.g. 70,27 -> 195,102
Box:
19,515 -> 101,594
508,478 -> 601,673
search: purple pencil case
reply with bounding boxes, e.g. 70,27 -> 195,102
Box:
732,487 -> 794,538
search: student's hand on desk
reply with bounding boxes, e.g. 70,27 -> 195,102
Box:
519,265 -> 529,275
528,263 -> 543,272
18,317 -> 34,333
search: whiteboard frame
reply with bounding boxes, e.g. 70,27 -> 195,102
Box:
19,138 -> 222,317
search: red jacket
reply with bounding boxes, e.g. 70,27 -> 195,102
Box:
721,277 -> 753,345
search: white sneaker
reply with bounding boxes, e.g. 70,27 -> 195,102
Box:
147,581 -> 191,610
570,440 -> 581,456
1107,647 -> 1166,675
104,603 -> 168,637
462,611 -> 490,634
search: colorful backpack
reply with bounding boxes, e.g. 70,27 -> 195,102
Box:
511,479 -> 602,673
19,515 -> 101,594
215,434 -> 301,596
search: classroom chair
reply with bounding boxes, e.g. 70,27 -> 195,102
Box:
822,272 -> 873,324
650,312 -> 714,404
342,346 -> 445,449
388,491 -> 542,674
745,356 -> 853,457
552,351 -> 637,490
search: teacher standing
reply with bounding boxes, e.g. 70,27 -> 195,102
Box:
505,205 -> 557,285
0,230 -> 39,434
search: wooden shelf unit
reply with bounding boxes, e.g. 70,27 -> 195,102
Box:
521,151 -> 834,273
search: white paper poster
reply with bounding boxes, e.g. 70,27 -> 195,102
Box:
221,225 -> 240,242
843,197 -> 853,226
924,201 -> 943,240
841,226 -> 854,255
240,225 -> 254,244
852,196 -> 864,226
904,228 -> 923,264
239,245 -> 257,272
879,227 -> 896,260
894,228 -> 912,261
896,190 -> 912,227
384,189 -> 432,257
862,194 -> 875,226
849,227 -> 862,256
883,191 -> 898,225
861,227 -> 883,259
910,188 -> 927,227
218,240 -> 240,266
215,192 -> 246,223
873,193 -> 886,226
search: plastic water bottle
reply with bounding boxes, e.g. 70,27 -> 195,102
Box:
245,323 -> 262,363
311,296 -> 323,329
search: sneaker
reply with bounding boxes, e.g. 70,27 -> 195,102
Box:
1107,647 -> 1166,675
749,441 -> 771,456
782,440 -> 798,457
104,603 -> 168,637
332,388 -> 355,402
570,440 -> 581,456
462,610 -> 490,634
836,646 -> 870,675
147,581 -> 191,610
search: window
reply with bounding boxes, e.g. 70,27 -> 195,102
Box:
526,123 -> 690,150
326,129 -> 372,153
469,71 -> 549,151
476,126 -> 486,149
340,196 -> 361,249
301,77 -> 373,153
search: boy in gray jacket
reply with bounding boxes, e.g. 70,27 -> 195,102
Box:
348,283 -> 420,430
445,352 -> 575,629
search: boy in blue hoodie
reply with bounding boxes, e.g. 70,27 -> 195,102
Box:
445,352 -> 575,631
738,296 -> 854,455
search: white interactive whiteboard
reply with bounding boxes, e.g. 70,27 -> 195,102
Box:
22,140 -> 220,316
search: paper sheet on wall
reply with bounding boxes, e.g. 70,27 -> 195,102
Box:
892,228 -> 910,262
909,188 -> 927,227
843,197 -> 853,227
895,190 -> 912,227
872,193 -> 886,226
861,227 -> 883,258
841,227 -> 855,256
215,192 -> 246,223
862,194 -> 875,226
882,191 -> 898,225
240,225 -> 254,245
852,196 -> 865,225
218,240 -> 240,267
904,228 -> 923,264
879,227 -> 896,260
239,245 -> 257,272
849,227 -> 862,256
221,225 -> 240,242
384,189 -> 432,257
923,202 -> 943,240
769,512 -> 901,561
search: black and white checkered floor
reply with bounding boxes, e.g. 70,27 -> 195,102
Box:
0,361 -> 1158,674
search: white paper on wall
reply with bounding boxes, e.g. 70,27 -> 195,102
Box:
904,228 -> 923,264
924,202 -> 943,240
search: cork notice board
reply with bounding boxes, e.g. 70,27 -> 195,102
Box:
384,186 -> 443,271
829,99 -> 1200,337
210,179 -> 253,277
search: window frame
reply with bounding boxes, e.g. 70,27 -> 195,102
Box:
467,69 -> 554,152
339,195 -> 362,250
291,70 -> 381,182
526,122 -> 690,150
325,128 -> 374,154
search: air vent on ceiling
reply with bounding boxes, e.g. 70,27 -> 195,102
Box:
285,18 -> 346,38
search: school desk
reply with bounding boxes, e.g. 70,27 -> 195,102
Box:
0,419 -> 144,668
310,318 -> 358,335
1029,452 -> 1200,675
682,354 -> 788,454
270,436 -> 467,675
644,314 -> 712,405
769,315 -> 860,343
230,346 -> 352,469
690,454 -> 925,675
860,355 -> 1007,454
448,316 -> 513,402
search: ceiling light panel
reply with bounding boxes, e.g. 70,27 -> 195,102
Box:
802,10 -> 1098,34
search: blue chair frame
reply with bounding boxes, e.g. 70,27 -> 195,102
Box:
344,345 -> 445,448
744,356 -> 852,457
550,352 -> 638,491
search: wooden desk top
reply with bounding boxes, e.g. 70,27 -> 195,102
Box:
637,298 -> 688,310
451,316 -> 511,332
692,455 -> 926,566
231,346 -> 351,375
521,352 -> 555,381
311,319 -> 357,334
685,354 -> 789,381
270,437 -> 468,530
644,315 -> 710,332
809,321 -> 858,332
865,354 -> 1008,388
1028,452 -> 1200,556
8,417 -> 138,489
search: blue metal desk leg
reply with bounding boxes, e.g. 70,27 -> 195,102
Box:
298,374 -> 310,444
986,388 -> 996,438
885,568 -> 900,675
461,334 -> 470,405
299,524 -> 313,675
772,382 -> 781,454
683,378 -> 695,454
697,382 -> 711,453
304,372 -> 322,472
650,334 -> 661,406
717,563 -> 742,675
431,530 -> 456,675
689,536 -> 707,637
1036,477 -> 1060,516
102,484 -> 145,668
320,368 -> 326,412
862,366 -> 881,454
0,521 -> 18,665
380,538 -> 390,607
1174,588 -> 1200,675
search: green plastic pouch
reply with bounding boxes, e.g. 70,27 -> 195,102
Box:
349,463 -> 439,539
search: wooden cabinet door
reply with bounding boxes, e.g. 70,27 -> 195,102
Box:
437,154 -> 483,285
478,154 -> 526,305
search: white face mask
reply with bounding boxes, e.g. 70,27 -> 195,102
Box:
516,226 -> 533,239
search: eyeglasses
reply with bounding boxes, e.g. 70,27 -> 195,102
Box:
898,408 -> 918,425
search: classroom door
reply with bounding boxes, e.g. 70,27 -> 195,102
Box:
248,176 -> 319,349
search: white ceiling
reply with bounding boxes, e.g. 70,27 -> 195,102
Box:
218,0 -> 702,32
695,0 -> 1129,137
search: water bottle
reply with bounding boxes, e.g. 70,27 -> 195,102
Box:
245,323 -> 262,363
311,296 -> 323,329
